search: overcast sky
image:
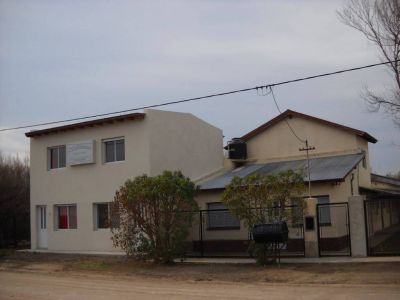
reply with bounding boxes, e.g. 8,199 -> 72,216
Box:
0,0 -> 399,174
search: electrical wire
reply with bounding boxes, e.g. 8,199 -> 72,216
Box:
268,87 -> 306,144
1,59 -> 398,133
267,86 -> 313,197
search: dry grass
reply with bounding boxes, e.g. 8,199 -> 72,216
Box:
1,250 -> 399,285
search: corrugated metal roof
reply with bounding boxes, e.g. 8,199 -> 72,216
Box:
360,187 -> 400,196
371,174 -> 400,187
199,153 -> 364,190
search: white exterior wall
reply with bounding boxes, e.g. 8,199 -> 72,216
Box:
355,136 -> 372,188
30,119 -> 150,251
29,109 -> 224,251
246,116 -> 365,162
146,109 -> 223,180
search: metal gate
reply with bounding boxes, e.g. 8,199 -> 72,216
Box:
364,196 -> 400,256
317,202 -> 351,256
186,205 -> 305,257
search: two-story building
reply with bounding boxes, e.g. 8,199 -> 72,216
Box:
26,109 -> 223,252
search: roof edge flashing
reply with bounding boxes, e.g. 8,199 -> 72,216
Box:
240,110 -> 377,144
25,112 -> 146,138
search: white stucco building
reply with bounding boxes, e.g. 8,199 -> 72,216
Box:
26,109 -> 223,252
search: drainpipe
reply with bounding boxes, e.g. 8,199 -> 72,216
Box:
350,173 -> 354,196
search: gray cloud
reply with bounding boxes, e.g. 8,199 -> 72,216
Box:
0,0 -> 398,174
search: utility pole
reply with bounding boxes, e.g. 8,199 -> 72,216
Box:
299,140 -> 315,199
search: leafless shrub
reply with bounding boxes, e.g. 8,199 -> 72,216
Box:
338,0 -> 400,125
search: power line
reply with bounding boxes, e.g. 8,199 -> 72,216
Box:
1,59 -> 398,133
269,87 -> 306,144
268,86 -> 315,198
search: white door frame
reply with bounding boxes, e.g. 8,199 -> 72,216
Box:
37,205 -> 48,249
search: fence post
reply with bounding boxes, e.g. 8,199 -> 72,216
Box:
303,197 -> 319,258
348,195 -> 367,257
199,211 -> 204,257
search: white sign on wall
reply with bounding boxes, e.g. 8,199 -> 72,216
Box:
67,140 -> 95,166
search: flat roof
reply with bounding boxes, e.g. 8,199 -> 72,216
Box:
25,112 -> 145,137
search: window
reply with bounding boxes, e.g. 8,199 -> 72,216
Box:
39,206 -> 46,229
97,203 -> 109,229
317,196 -> 331,226
103,138 -> 125,163
94,203 -> 120,229
56,205 -> 77,229
207,202 -> 240,230
48,146 -> 66,169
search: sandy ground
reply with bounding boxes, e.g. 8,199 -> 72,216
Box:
0,270 -> 400,300
2,252 -> 400,284
0,251 -> 400,299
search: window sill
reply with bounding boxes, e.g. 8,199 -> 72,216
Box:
207,226 -> 241,231
48,167 -> 66,171
103,160 -> 125,165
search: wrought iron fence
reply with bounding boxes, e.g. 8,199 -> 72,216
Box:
185,205 -> 305,257
364,196 -> 400,256
317,202 -> 351,257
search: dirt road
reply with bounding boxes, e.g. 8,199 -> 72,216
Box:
1,270 -> 399,300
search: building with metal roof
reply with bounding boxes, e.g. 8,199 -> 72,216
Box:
194,110 -> 400,258
199,153 -> 364,190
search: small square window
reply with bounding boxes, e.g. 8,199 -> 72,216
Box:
48,146 -> 66,169
103,138 -> 125,163
94,203 -> 120,229
56,205 -> 77,229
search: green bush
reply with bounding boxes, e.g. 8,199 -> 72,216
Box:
222,170 -> 305,264
111,171 -> 198,264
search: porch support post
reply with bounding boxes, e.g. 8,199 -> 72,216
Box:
303,197 -> 319,258
348,195 -> 367,257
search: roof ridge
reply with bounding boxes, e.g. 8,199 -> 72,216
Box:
240,109 -> 377,143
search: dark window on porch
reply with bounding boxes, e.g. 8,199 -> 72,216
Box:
207,202 -> 240,230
